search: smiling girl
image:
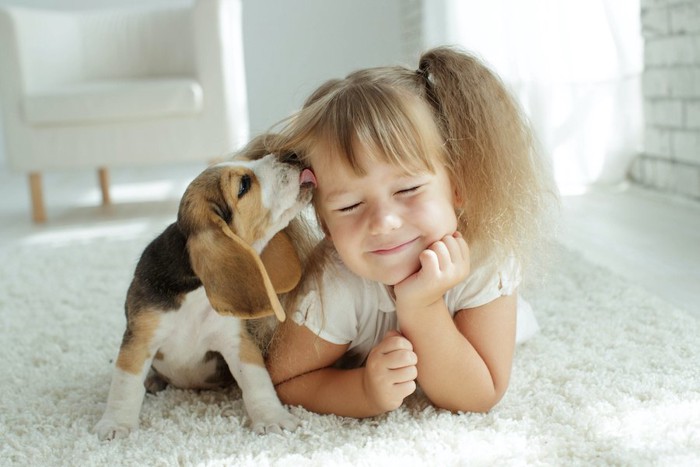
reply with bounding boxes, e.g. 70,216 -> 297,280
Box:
266,47 -> 557,417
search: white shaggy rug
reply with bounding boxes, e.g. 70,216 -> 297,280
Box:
1,217 -> 699,466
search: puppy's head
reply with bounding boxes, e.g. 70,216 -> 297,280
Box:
178,154 -> 316,321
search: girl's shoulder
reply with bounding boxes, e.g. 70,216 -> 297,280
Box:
446,245 -> 522,312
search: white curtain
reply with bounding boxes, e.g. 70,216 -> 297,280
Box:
436,0 -> 643,194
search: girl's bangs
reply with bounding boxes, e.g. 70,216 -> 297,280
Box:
310,83 -> 441,176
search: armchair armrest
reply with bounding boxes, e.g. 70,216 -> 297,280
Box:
193,0 -> 248,144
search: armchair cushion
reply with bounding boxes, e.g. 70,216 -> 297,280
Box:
0,0 -> 249,222
23,78 -> 203,126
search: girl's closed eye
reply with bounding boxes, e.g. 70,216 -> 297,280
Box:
394,174 -> 431,197
396,185 -> 422,195
338,202 -> 362,213
337,186 -> 421,212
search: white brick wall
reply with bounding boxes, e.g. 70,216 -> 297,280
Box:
631,0 -> 700,199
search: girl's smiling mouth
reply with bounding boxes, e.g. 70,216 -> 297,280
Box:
370,238 -> 419,255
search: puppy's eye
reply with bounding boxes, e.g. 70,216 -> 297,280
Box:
238,174 -> 251,198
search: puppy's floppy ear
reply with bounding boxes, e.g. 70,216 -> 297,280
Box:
260,231 -> 302,294
187,217 -> 288,321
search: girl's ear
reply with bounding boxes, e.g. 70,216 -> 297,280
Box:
453,184 -> 463,205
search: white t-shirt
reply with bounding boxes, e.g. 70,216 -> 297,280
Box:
292,246 -> 538,368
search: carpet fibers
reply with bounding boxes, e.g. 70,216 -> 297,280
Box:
1,218 -> 699,466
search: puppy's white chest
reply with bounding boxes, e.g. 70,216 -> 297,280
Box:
151,288 -> 242,388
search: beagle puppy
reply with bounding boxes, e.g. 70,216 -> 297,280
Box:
94,153 -> 316,440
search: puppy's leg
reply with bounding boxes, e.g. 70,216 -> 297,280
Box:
94,312 -> 163,440
218,325 -> 300,434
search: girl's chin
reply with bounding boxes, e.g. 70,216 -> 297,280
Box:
376,264 -> 420,286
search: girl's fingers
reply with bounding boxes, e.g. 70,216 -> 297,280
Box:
390,366 -> 418,385
442,233 -> 467,263
379,332 -> 413,353
383,329 -> 403,340
419,248 -> 440,275
428,235 -> 464,271
445,233 -> 470,266
428,239 -> 451,271
384,349 -> 418,370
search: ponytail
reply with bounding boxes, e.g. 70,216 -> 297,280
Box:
416,46 -> 556,264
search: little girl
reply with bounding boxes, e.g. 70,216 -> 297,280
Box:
265,46 -> 556,417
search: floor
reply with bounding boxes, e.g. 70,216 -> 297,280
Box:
1,166 -> 699,317
558,183 -> 700,317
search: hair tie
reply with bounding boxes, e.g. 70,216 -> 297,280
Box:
416,61 -> 439,111
416,67 -> 434,92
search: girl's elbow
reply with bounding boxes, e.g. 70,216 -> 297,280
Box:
467,393 -> 503,413
439,385 -> 508,414
276,389 -> 296,407
458,397 -> 501,414
447,398 -> 497,414
273,378 -> 304,408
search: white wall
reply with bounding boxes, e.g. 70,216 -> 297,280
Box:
0,0 -> 406,170
242,0 -> 404,136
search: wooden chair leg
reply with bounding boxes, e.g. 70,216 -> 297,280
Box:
29,172 -> 46,223
98,167 -> 111,205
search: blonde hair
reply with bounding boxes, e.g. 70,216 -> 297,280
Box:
269,47 -> 556,270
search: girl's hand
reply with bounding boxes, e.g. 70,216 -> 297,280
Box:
362,330 -> 417,413
394,232 -> 470,310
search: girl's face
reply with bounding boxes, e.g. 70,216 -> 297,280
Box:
310,143 -> 458,286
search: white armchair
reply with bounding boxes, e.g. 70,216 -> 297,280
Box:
0,0 -> 248,222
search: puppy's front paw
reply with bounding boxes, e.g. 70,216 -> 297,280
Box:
94,417 -> 134,441
250,407 -> 300,434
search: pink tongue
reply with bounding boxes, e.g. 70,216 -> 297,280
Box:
300,168 -> 317,187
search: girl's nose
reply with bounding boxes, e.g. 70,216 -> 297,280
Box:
368,204 -> 401,235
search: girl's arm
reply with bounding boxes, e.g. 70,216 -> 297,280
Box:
398,293 -> 517,413
394,232 -> 517,412
266,319 -> 417,417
